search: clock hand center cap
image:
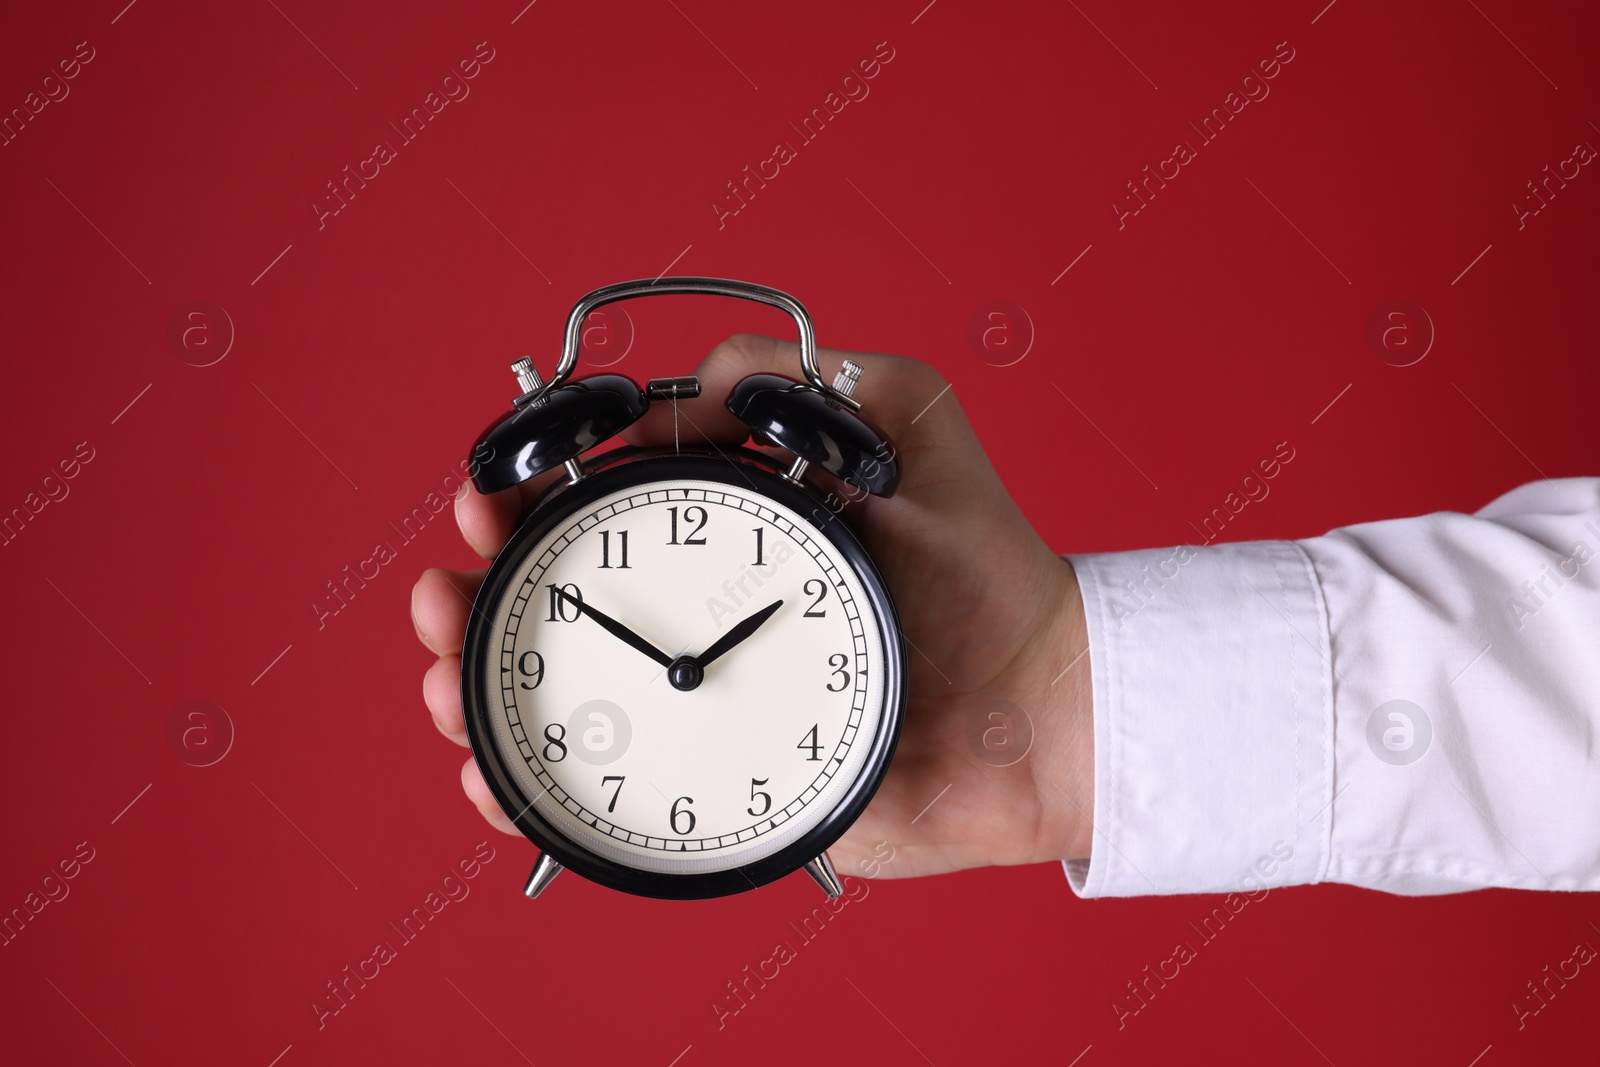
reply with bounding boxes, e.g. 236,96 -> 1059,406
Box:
667,655 -> 704,692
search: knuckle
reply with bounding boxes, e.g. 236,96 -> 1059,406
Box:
859,353 -> 944,413
707,334 -> 768,370
891,353 -> 946,391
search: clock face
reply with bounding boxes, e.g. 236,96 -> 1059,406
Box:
474,467 -> 893,882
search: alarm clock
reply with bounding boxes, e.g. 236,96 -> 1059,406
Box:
460,278 -> 906,901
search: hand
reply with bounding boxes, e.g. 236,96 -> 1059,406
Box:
412,335 -> 1094,879
695,598 -> 782,669
554,587 -> 673,668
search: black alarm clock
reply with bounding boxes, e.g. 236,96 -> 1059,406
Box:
460,278 -> 906,900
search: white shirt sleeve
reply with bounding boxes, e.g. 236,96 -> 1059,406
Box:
1063,477 -> 1600,897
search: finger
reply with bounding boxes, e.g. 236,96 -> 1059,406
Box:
455,464 -> 567,561
455,480 -> 520,560
424,654 -> 468,746
461,758 -> 521,836
412,567 -> 487,656
619,333 -> 969,481
619,333 -> 809,448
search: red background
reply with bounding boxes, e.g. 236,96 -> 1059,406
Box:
3,1 -> 1597,1064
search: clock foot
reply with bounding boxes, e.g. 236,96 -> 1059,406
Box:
523,853 -> 563,899
803,851 -> 843,899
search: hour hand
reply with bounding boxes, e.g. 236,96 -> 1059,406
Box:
695,599 -> 783,669
555,588 -> 673,668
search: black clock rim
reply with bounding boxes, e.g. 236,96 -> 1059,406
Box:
460,447 -> 907,900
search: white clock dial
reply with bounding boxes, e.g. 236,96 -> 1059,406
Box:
482,478 -> 887,875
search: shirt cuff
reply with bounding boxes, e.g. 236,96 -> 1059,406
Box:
1062,541 -> 1334,897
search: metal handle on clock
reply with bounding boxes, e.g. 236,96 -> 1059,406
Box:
535,277 -> 861,412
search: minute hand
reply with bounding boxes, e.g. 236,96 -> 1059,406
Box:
555,588 -> 673,668
695,599 -> 784,669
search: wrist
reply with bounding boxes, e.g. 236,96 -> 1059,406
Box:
1034,558 -> 1094,862
984,555 -> 1093,865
